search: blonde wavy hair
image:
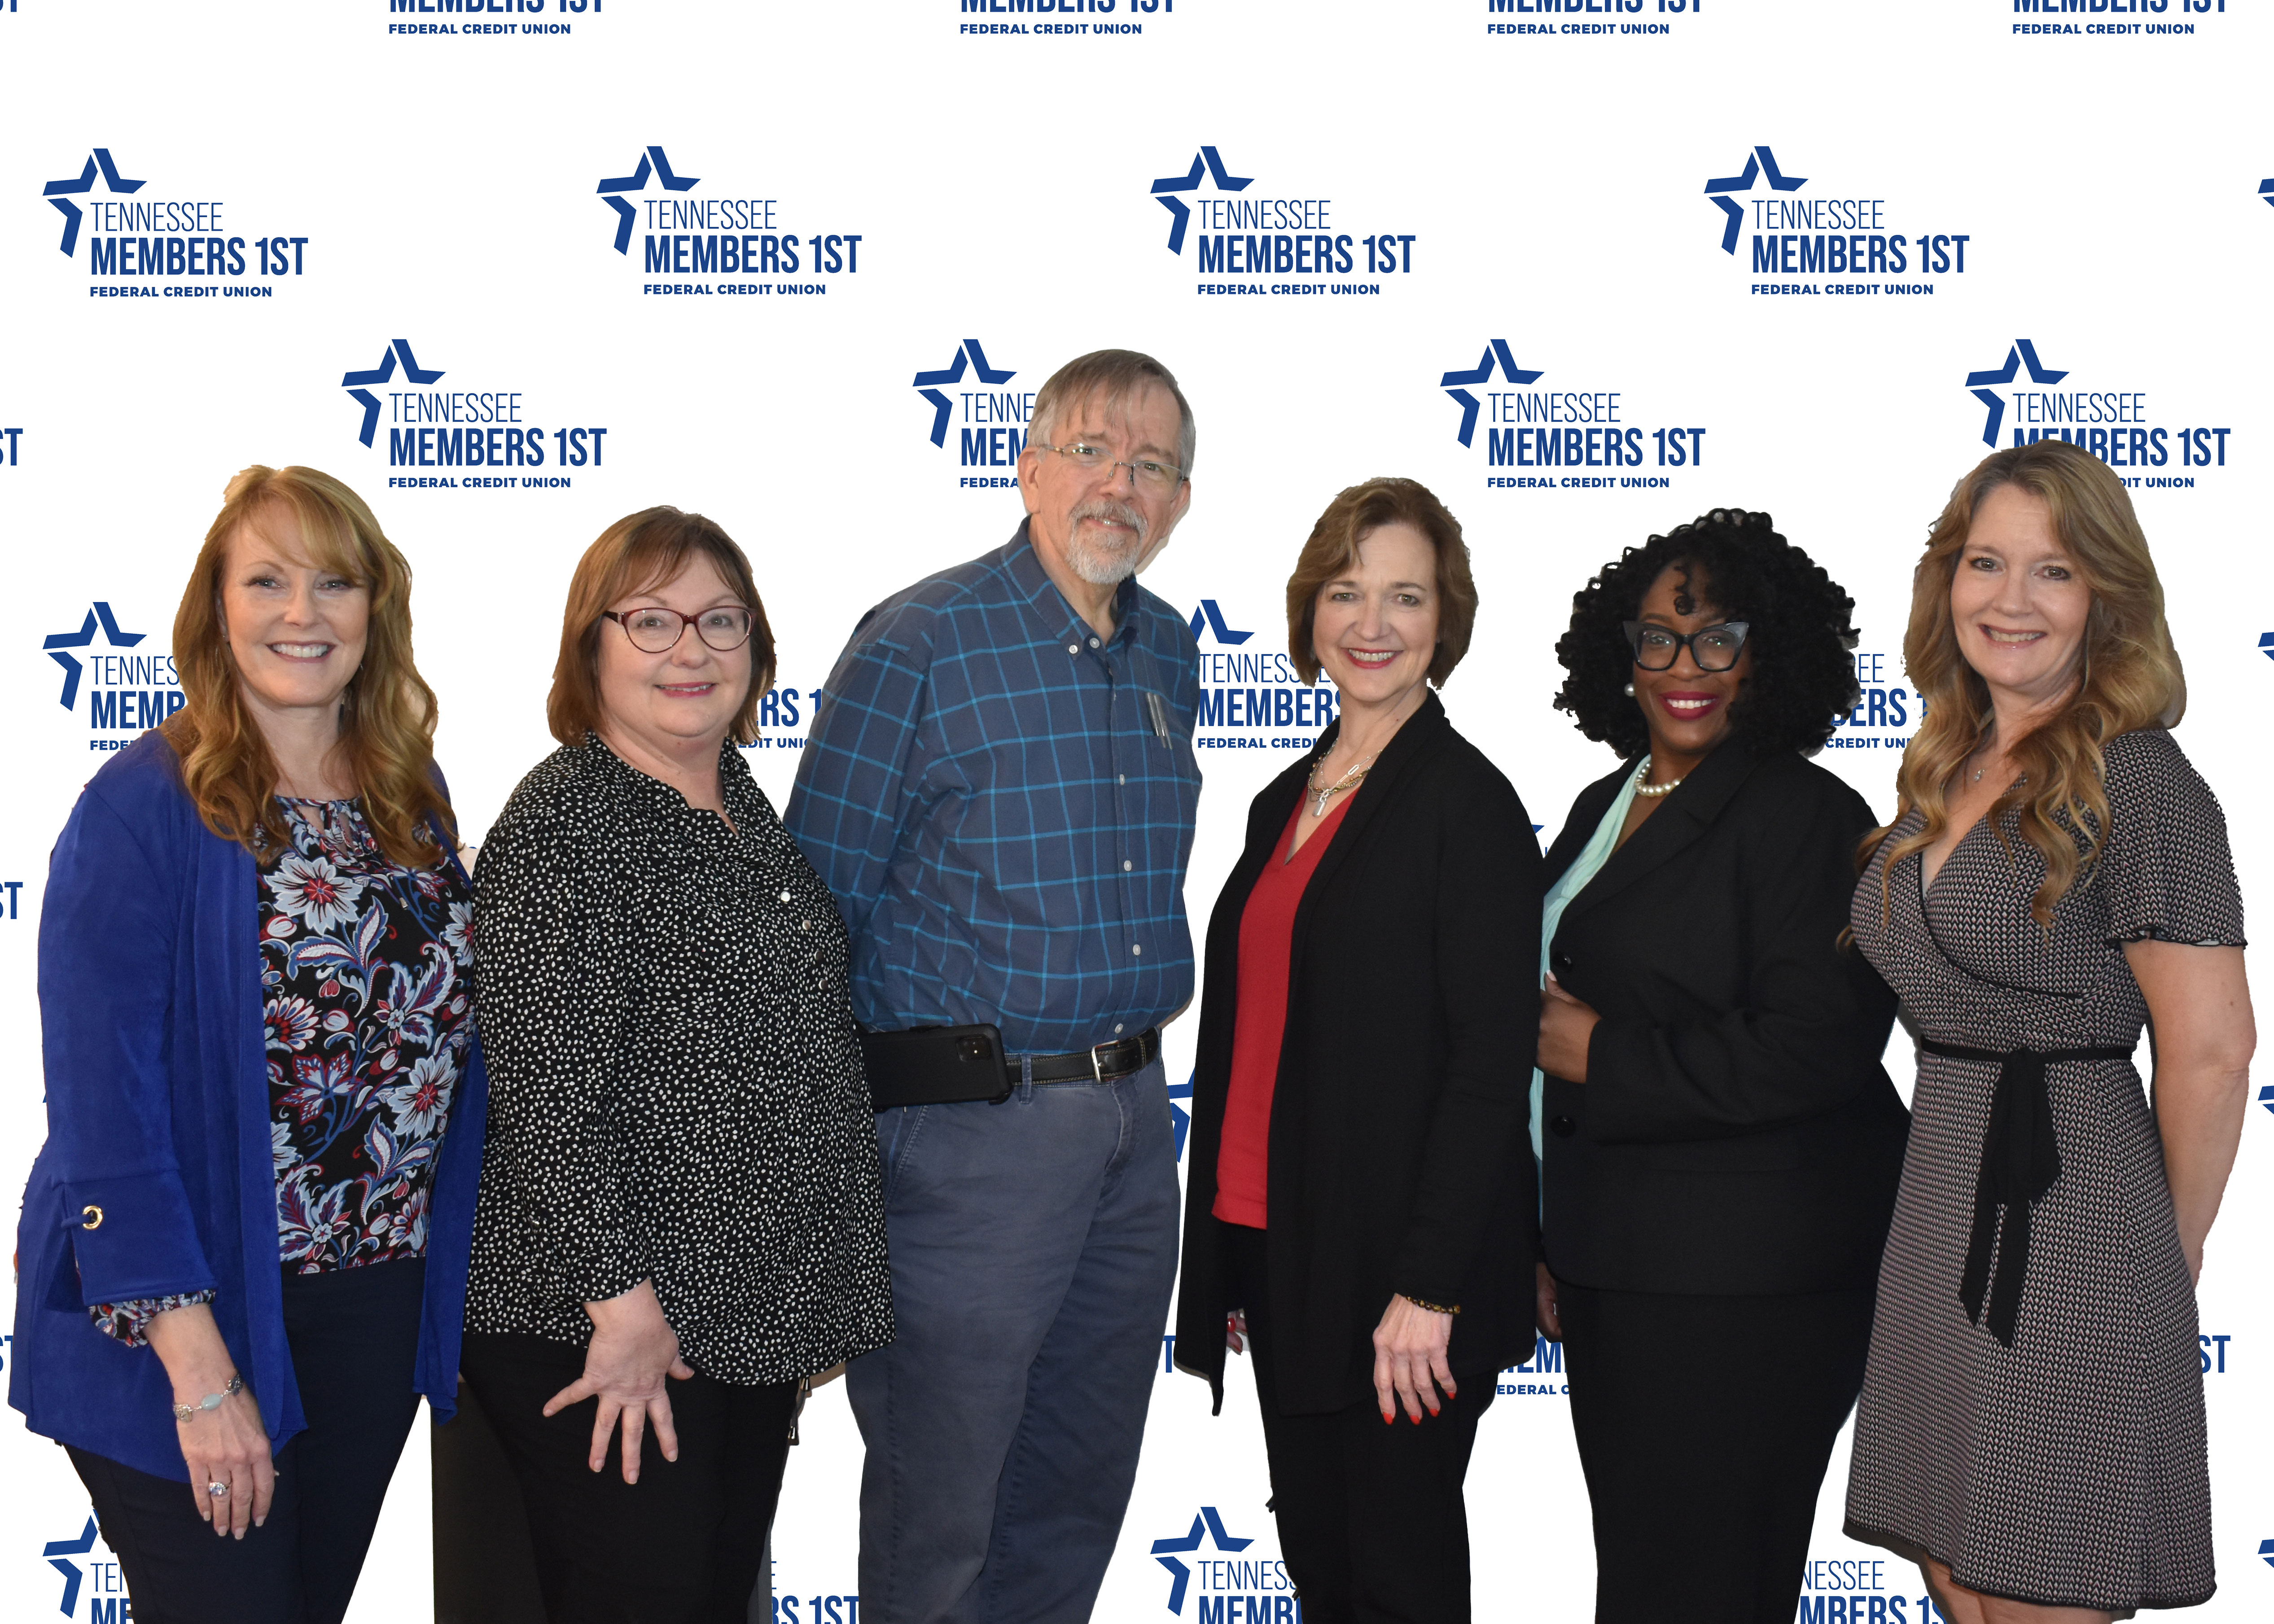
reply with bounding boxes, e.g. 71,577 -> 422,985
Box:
1870,440 -> 2184,925
160,465 -> 453,867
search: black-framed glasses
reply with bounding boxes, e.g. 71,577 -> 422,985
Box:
603,605 -> 754,653
1624,620 -> 1750,672
1031,441 -> 1187,495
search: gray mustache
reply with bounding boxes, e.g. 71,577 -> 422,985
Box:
1069,500 -> 1148,543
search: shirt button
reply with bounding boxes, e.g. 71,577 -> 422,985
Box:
1118,774 -> 1126,785
1115,1023 -> 1125,1034
1131,944 -> 1142,956
779,889 -> 792,903
1551,1115 -> 1577,1138
1089,636 -> 1100,648
1068,643 -> 1079,654
1122,860 -> 1132,871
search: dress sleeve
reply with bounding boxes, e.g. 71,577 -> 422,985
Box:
90,1290 -> 217,1347
472,799 -> 646,1305
2096,731 -> 2245,948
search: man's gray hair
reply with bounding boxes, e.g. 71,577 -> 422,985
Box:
1026,350 -> 1196,477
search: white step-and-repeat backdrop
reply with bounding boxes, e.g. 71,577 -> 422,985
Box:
3,3 -> 2269,1620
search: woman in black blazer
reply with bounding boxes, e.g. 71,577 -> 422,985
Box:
1534,509 -> 1909,1624
1174,479 -> 1541,1624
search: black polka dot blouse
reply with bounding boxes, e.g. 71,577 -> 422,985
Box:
464,735 -> 893,1386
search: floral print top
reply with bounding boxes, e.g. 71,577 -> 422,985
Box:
92,797 -> 473,1344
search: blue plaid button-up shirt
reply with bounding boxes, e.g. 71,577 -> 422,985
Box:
784,522 -> 1204,1055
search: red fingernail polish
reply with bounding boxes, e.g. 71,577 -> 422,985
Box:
1410,1413 -> 1420,1425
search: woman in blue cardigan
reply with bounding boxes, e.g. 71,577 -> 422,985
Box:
9,465 -> 488,1624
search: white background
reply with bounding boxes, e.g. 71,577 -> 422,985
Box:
1,1 -> 2268,1618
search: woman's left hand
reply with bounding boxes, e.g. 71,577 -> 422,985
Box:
1371,1295 -> 1456,1423
1537,976 -> 1601,1083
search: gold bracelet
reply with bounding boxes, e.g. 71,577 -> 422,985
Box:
1404,1295 -> 1460,1317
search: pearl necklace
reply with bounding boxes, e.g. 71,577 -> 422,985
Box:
1307,751 -> 1377,818
1633,754 -> 1683,799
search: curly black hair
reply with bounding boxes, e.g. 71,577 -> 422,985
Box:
1553,508 -> 1861,760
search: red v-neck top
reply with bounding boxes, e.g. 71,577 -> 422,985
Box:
1212,790 -> 1354,1229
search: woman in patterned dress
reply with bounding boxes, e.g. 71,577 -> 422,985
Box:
10,466 -> 489,1624
460,508 -> 892,1622
1845,440 -> 2254,1623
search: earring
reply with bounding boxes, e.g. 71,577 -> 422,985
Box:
1624,681 -> 1635,696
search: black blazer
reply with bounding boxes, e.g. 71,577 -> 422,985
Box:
1174,694 -> 1543,1415
1539,739 -> 1907,1295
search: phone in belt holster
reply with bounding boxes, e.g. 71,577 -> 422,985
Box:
858,1023 -> 1011,1111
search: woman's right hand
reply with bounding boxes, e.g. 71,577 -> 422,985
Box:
144,1303 -> 274,1538
1534,1262 -> 1563,1341
545,1279 -> 695,1484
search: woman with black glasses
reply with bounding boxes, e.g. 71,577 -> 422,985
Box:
460,507 -> 891,1622
1532,510 -> 1910,1624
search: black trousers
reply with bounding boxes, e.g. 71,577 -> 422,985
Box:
459,1331 -> 795,1624
1221,1221 -> 1495,1624
1558,1280 -> 1875,1624
69,1257 -> 428,1624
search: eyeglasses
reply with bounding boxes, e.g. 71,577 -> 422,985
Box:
603,605 -> 755,653
1031,442 -> 1187,495
1624,620 -> 1750,672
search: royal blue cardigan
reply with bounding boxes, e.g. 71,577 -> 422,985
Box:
8,734 -> 490,1480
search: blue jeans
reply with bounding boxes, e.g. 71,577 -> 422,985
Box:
849,1057 -> 1179,1624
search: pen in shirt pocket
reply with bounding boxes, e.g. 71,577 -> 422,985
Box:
1144,690 -> 1170,747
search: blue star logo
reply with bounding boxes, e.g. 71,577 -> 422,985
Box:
1150,147 -> 1253,256
42,149 -> 145,257
340,340 -> 445,448
1441,341 -> 1543,447
43,604 -> 144,712
2260,1534 -> 2274,1567
44,1515 -> 98,1615
1703,145 -> 1805,255
912,341 -> 1014,448
1166,1068 -> 1195,1161
597,147 -> 698,255
1964,340 -> 2067,447
1152,1506 -> 1252,1614
1187,600 -> 1253,647
2260,179 -> 2274,210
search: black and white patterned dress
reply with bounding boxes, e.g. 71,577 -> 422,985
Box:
1845,728 -> 2242,1612
466,735 -> 893,1386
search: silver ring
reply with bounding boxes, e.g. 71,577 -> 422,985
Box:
207,1481 -> 228,1498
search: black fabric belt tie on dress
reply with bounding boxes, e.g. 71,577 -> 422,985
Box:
1918,1037 -> 2134,1348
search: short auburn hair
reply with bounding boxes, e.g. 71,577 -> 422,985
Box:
1285,477 -> 1477,686
547,507 -> 776,748
162,464 -> 451,868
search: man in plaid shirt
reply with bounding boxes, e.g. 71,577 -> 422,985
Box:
786,350 -> 1203,1623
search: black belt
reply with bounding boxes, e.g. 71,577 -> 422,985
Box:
1019,1026 -> 1161,1087
861,1022 -> 1161,1111
1918,1038 -> 2133,1347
